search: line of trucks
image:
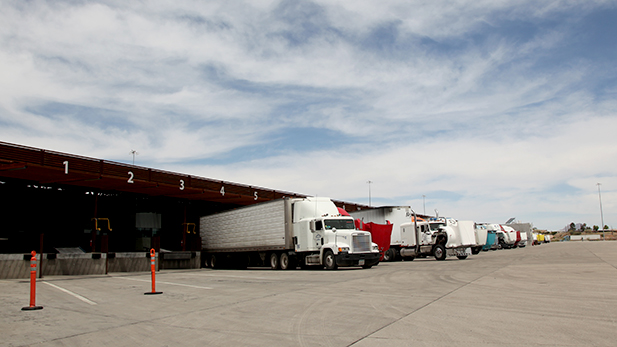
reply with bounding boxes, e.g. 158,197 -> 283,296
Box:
199,199 -> 538,270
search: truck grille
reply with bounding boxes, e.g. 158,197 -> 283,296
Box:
352,234 -> 371,253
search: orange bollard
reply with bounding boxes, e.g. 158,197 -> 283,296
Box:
22,251 -> 43,311
144,248 -> 162,295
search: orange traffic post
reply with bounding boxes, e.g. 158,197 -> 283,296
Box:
22,251 -> 43,311
144,248 -> 162,295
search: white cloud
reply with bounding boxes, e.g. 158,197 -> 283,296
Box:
1,0 -> 616,230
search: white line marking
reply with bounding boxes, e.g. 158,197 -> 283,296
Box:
115,277 -> 213,289
43,282 -> 97,305
196,274 -> 279,280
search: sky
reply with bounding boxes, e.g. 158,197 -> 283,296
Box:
1,0 -> 616,231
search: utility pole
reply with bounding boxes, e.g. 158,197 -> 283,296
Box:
598,183 -> 604,240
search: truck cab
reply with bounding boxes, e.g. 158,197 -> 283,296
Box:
291,197 -> 380,269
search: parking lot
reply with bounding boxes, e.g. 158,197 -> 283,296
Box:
2,241 -> 617,347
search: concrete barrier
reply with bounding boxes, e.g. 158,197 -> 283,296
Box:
0,251 -> 200,279
1,253 -> 148,279
159,251 -> 200,270
107,252 -> 151,273
42,253 -> 106,276
0,253 -> 41,279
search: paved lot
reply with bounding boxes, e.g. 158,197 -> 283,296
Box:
2,241 -> 617,347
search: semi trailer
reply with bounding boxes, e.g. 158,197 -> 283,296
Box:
200,197 -> 381,270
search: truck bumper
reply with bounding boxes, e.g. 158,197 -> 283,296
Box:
335,252 -> 380,267
446,247 -> 471,257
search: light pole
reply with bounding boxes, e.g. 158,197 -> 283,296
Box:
367,181 -> 373,207
597,183 -> 604,240
130,150 -> 139,165
422,195 -> 426,215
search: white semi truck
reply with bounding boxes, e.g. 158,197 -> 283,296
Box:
200,197 -> 381,270
418,217 -> 476,260
351,207 -> 475,261
499,224 -> 519,248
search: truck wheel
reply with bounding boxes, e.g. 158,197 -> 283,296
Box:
279,252 -> 292,270
457,255 -> 468,260
269,253 -> 280,270
403,256 -> 415,261
361,264 -> 373,269
433,244 -> 446,261
383,248 -> 396,262
323,250 -> 337,270
471,247 -> 481,255
383,249 -> 391,262
210,254 -> 220,269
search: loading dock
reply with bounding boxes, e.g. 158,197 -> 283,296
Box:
0,141 -> 369,278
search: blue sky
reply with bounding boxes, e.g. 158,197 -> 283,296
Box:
1,0 -> 616,230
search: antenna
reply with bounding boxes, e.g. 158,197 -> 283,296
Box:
130,150 -> 139,165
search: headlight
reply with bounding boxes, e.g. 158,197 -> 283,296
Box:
338,247 -> 349,253
372,245 -> 379,251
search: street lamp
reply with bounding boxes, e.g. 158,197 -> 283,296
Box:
598,183 -> 604,240
130,150 -> 139,165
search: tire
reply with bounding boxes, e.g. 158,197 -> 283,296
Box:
269,252 -> 280,270
433,244 -> 446,261
457,255 -> 468,260
279,252 -> 291,270
362,264 -> 373,269
323,250 -> 337,270
383,248 -> 394,262
403,256 -> 415,261
210,254 -> 220,269
471,247 -> 481,255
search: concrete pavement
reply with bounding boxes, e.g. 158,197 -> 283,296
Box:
1,241 -> 616,346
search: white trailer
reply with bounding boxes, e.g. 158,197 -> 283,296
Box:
472,223 -> 488,254
200,197 -> 381,270
349,206 -> 413,261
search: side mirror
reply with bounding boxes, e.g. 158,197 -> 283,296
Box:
332,227 -> 337,233
310,220 -> 316,233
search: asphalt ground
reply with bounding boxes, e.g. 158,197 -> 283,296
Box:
2,241 -> 617,347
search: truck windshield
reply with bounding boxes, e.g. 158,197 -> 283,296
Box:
324,219 -> 355,230
429,222 -> 445,231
